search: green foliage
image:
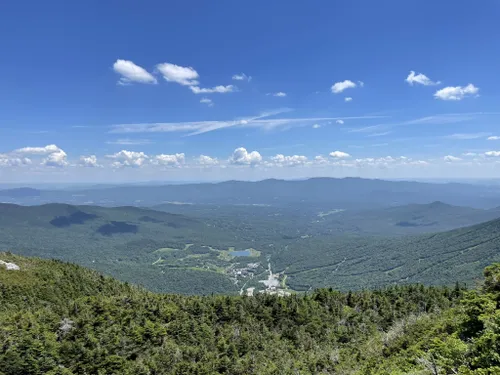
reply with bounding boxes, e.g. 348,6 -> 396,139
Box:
1,253 -> 499,374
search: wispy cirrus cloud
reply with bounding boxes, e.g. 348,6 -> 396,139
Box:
200,98 -> 214,107
347,112 -> 500,135
106,138 -> 153,145
367,131 -> 392,137
232,73 -> 251,82
110,111 -> 386,136
445,132 -> 490,140
348,125 -> 387,133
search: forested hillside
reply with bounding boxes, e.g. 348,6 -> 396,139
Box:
276,217 -> 500,291
1,253 -> 499,374
1,203 -> 500,295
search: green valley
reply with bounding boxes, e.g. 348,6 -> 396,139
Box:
1,202 -> 500,296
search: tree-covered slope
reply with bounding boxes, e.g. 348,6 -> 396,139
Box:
316,201 -> 500,235
1,253 -> 499,374
0,252 -> 136,311
0,203 -> 243,295
2,203 -> 500,296
276,216 -> 500,291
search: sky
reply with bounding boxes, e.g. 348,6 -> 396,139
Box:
1,0 -> 500,183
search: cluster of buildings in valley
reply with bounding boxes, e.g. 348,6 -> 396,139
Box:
229,260 -> 291,297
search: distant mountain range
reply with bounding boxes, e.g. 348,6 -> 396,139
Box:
2,177 -> 500,208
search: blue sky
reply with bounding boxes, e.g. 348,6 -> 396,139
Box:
1,0 -> 500,183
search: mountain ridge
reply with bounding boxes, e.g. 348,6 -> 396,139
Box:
2,177 -> 500,208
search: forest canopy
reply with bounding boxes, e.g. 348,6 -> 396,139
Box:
1,253 -> 499,374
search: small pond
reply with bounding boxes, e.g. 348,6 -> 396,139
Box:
230,250 -> 251,257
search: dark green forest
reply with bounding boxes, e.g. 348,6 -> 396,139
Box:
1,252 -> 500,374
1,203 -> 500,296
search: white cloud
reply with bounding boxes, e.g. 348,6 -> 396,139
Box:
351,156 -> 423,169
336,120 -> 344,125
190,85 -> 235,94
314,155 -> 329,164
152,153 -> 185,167
155,62 -> 235,95
113,59 -> 157,85
331,80 -> 358,94
446,132 -> 490,140
434,84 -> 479,101
14,144 -> 61,155
272,92 -> 287,97
107,139 -> 152,145
42,149 -> 68,167
107,150 -> 149,168
197,155 -> 219,166
409,160 -> 429,166
463,152 -> 477,157
232,73 -> 251,81
270,154 -> 308,167
79,155 -> 101,167
344,97 -> 353,102
485,151 -> 500,157
312,124 -> 321,129
329,151 -> 351,159
230,147 -> 262,165
444,155 -> 462,162
200,98 -> 214,107
0,156 -> 31,167
488,136 -> 500,140
13,144 -> 68,167
405,71 -> 440,86
156,62 -> 199,86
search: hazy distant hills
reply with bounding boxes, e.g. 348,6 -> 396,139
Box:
2,177 -> 500,209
